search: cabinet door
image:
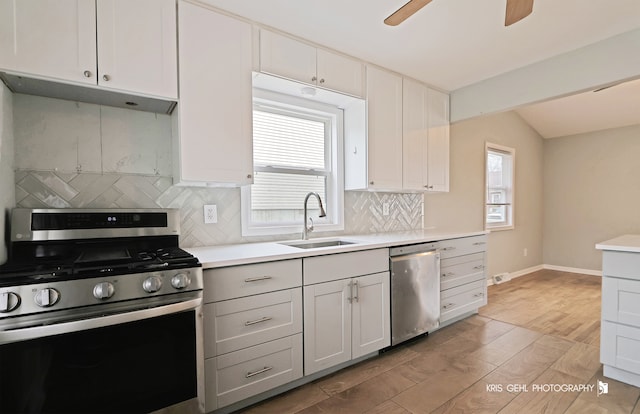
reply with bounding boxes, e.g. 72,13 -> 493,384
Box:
316,49 -> 364,97
303,280 -> 351,375
259,30 -> 316,86
402,78 -> 429,191
97,0 -> 177,99
352,272 -> 390,358
0,0 -> 96,85
175,1 -> 253,185
427,88 -> 450,192
366,66 -> 403,190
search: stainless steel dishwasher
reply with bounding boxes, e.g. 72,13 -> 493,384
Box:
390,242 -> 440,346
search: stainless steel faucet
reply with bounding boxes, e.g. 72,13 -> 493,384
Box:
303,192 -> 326,240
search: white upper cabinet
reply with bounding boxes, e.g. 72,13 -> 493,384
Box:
427,88 -> 450,192
173,1 -> 253,186
259,30 -> 364,97
346,65 -> 403,191
403,78 -> 450,192
0,0 -> 177,99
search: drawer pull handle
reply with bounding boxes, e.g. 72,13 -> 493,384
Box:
245,366 -> 273,378
442,272 -> 455,277
473,242 -> 486,245
244,276 -> 272,283
473,293 -> 485,298
442,247 -> 456,251
245,316 -> 273,326
442,303 -> 455,310
473,265 -> 485,270
353,280 -> 359,303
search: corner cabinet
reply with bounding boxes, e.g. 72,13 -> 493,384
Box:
259,29 -> 365,98
173,1 -> 253,186
302,249 -> 390,375
0,0 -> 177,99
346,66 -> 403,191
402,78 -> 450,192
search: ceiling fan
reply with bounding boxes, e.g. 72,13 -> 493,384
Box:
384,0 -> 534,27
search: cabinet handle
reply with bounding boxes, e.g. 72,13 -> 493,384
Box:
442,272 -> 455,277
353,280 -> 359,303
442,247 -> 456,251
244,316 -> 273,326
442,303 -> 455,310
473,265 -> 485,270
102,74 -> 110,81
473,292 -> 485,298
369,181 -> 374,185
244,276 -> 272,283
319,78 -> 325,84
424,185 -> 434,189
348,281 -> 353,303
311,76 -> 317,82
83,70 -> 92,78
473,241 -> 486,245
245,366 -> 273,378
247,174 -> 252,179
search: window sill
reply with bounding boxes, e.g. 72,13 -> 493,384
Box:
486,225 -> 514,232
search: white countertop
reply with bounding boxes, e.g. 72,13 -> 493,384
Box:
596,234 -> 640,253
185,229 -> 487,269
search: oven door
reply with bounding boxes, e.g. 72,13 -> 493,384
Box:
0,293 -> 204,414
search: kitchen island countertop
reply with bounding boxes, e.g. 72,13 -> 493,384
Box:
185,228 -> 488,269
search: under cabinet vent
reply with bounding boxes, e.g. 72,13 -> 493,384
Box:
492,273 -> 511,284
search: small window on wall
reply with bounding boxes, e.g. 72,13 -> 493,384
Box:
241,89 -> 344,236
486,143 -> 515,230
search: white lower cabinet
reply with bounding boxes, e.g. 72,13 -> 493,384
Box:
600,249 -> 640,387
203,260 -> 303,411
436,235 -> 487,324
302,249 -> 391,376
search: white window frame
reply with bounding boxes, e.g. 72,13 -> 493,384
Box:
241,88 -> 344,237
485,142 -> 515,231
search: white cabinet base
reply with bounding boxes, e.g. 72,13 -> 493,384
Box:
603,365 -> 640,388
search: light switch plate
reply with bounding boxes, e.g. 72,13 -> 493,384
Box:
204,205 -> 217,224
382,202 -> 390,216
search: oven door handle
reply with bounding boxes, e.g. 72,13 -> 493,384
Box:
0,297 -> 202,345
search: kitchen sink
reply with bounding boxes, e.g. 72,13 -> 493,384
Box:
280,239 -> 358,249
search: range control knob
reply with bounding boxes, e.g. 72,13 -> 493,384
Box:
142,276 -> 163,293
93,282 -> 115,300
34,288 -> 60,307
0,291 -> 21,313
171,273 -> 191,290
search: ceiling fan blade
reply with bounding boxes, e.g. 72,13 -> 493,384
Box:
384,0 -> 433,26
505,0 -> 534,26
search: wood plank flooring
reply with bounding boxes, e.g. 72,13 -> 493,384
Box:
238,269 -> 640,413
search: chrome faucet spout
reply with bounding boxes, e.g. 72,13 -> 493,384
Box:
303,192 -> 326,240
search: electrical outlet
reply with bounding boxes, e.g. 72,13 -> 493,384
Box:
382,202 -> 390,216
523,248 -> 528,257
204,205 -> 217,224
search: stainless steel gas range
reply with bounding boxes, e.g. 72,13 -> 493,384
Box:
0,208 -> 204,414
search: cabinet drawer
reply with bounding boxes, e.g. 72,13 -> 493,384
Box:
440,280 -> 486,323
205,333 -> 303,410
602,277 -> 640,327
204,288 -> 302,357
436,235 -> 487,259
441,253 -> 485,291
601,321 -> 640,375
603,251 -> 640,281
303,248 -> 388,285
204,259 -> 302,302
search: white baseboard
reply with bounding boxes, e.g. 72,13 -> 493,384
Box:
542,264 -> 602,277
487,264 -> 601,286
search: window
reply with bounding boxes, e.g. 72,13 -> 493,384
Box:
485,143 -> 515,230
241,89 -> 344,236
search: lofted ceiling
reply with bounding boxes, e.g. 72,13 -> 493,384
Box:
201,0 -> 640,138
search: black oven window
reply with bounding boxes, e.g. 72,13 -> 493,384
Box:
0,310 -> 197,414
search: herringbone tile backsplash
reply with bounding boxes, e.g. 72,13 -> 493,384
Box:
15,171 -> 423,247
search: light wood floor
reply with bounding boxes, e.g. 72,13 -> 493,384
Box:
238,270 -> 640,414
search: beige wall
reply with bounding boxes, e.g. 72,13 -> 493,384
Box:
543,124 -> 640,271
0,83 -> 15,264
425,111 -> 544,279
